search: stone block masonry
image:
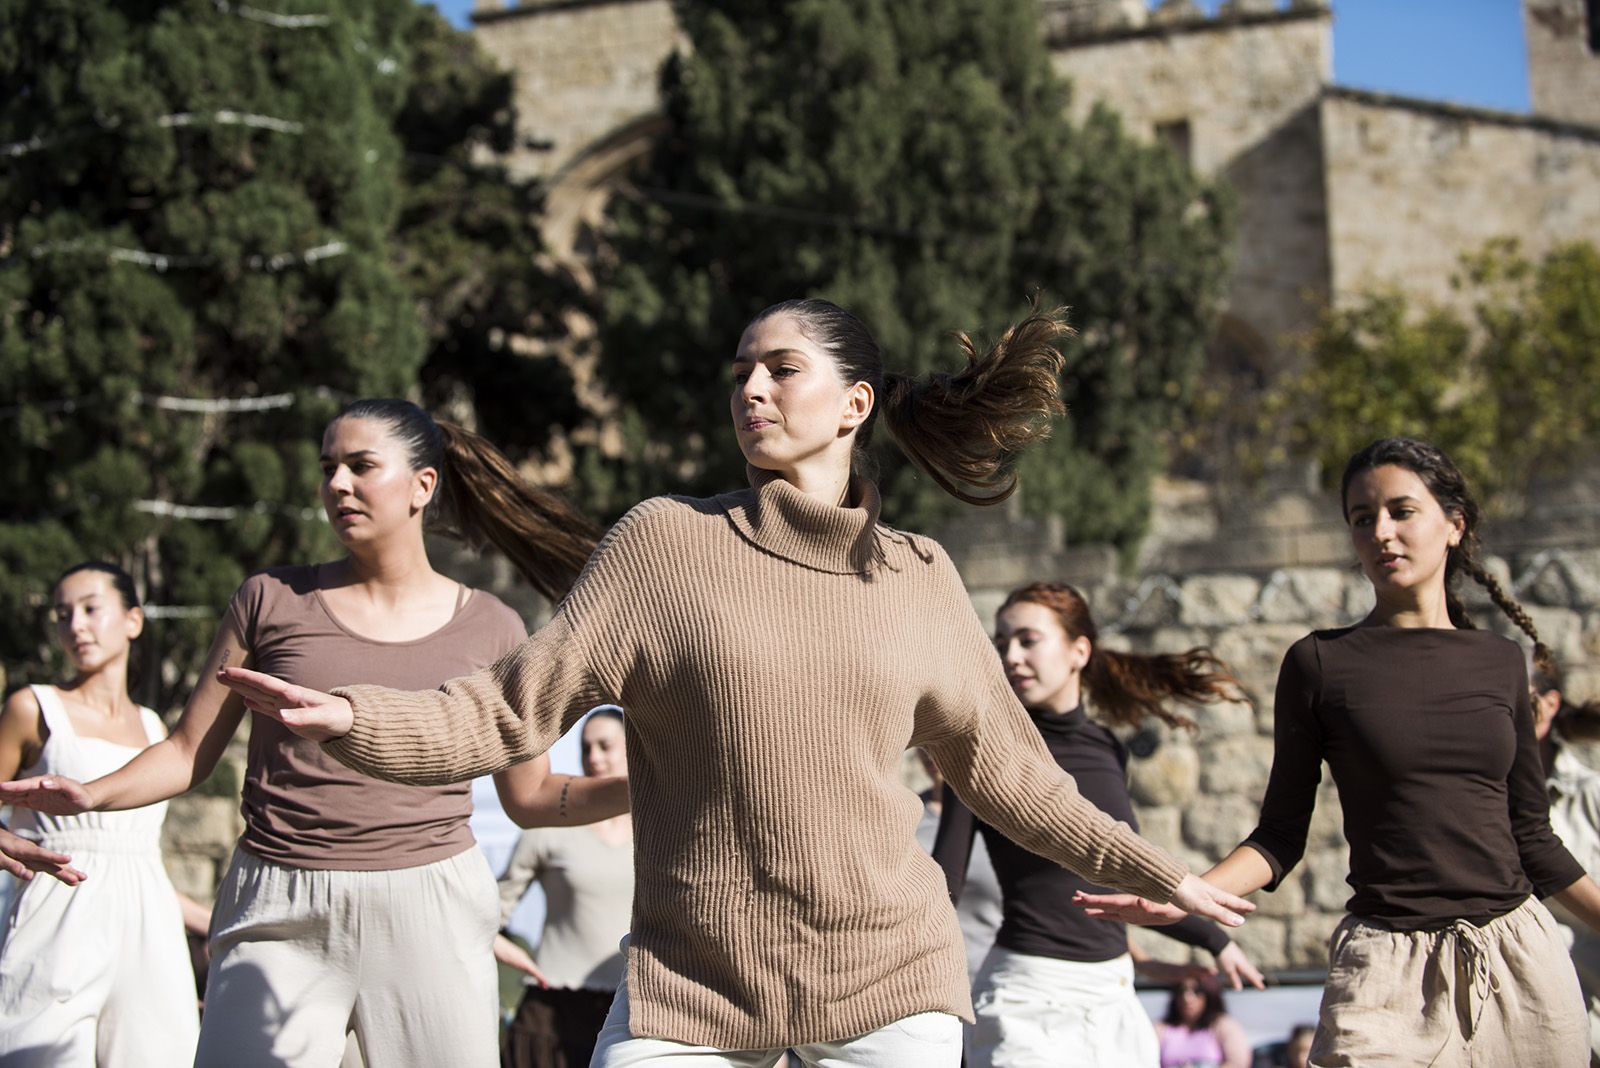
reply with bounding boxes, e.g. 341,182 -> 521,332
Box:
944,510 -> 1600,971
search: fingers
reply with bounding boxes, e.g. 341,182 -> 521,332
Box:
0,841 -> 86,886
217,668 -> 290,711
41,864 -> 87,886
1221,952 -> 1266,991
1189,895 -> 1246,928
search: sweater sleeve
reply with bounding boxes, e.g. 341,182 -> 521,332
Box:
323,502 -> 659,786
1241,636 -> 1323,889
930,785 -> 979,905
1504,649 -> 1586,897
914,547 -> 1187,904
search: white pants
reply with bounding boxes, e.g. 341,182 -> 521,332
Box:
969,948 -> 1158,1068
194,844 -> 501,1068
592,979 -> 962,1067
0,838 -> 199,1067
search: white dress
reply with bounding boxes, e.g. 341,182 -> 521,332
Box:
0,685 -> 200,1066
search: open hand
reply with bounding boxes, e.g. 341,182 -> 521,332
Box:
1076,874 -> 1255,929
493,933 -> 549,988
1075,890 -> 1186,925
218,667 -> 353,742
1215,941 -> 1266,991
0,825 -> 86,886
0,774 -> 95,817
1170,874 -> 1255,928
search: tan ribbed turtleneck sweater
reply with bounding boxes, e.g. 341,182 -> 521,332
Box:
327,474 -> 1187,1048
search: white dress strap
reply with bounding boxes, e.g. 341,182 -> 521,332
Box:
138,707 -> 166,746
26,684 -> 74,744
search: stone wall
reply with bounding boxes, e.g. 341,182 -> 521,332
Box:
1320,87 -> 1600,315
939,499 -> 1600,972
1526,0 -> 1600,128
470,0 -> 682,182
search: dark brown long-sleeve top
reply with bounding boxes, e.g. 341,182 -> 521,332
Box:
1244,626 -> 1584,930
934,704 -> 1231,962
321,474 -> 1187,1049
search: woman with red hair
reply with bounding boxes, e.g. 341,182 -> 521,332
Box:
934,582 -> 1261,1068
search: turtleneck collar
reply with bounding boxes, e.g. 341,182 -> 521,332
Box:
717,467 -> 891,575
1028,702 -> 1088,738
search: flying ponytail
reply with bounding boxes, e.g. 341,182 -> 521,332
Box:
1001,582 -> 1245,731
747,299 -> 1069,505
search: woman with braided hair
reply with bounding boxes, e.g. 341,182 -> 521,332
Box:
933,581 -> 1263,1068
204,299 -> 1254,1067
1079,436 -> 1600,1067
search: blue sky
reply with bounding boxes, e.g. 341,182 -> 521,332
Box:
424,0 -> 1532,113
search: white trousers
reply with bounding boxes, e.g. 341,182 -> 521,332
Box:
968,948 -> 1158,1068
194,844 -> 501,1068
591,979 -> 962,1067
0,837 -> 199,1067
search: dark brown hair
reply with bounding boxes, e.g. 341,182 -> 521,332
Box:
1000,582 -> 1244,731
54,561 -> 141,613
334,400 -> 600,602
747,299 -> 1069,505
1163,973 -> 1228,1030
1533,662 -> 1600,746
1339,437 -> 1552,675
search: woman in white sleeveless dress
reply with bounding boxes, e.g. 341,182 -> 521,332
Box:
0,562 -> 204,1066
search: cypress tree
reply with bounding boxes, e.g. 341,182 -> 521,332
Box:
396,7 -> 585,456
585,0 -> 1231,543
0,0 -> 423,708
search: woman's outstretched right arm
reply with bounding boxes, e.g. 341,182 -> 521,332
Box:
1,622 -> 248,814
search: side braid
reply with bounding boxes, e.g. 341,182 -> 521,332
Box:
1460,552 -> 1554,676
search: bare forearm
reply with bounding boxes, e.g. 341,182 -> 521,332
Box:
86,736 -> 214,811
504,773 -> 629,828
1552,875 -> 1600,933
176,891 -> 212,937
1202,846 -> 1276,898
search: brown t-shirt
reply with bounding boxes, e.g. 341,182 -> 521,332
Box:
1245,626 -> 1585,929
229,565 -> 525,870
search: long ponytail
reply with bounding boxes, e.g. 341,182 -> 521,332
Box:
748,299 -> 1069,505
1339,437 -> 1553,676
435,421 -> 601,601
1001,582 -> 1244,731
334,399 -> 600,602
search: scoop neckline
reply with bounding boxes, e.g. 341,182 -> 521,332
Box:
36,685 -> 155,750
310,565 -> 474,647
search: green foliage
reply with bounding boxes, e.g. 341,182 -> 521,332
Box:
395,7 -> 586,454
0,0 -> 423,711
585,0 -> 1231,542
1275,239 -> 1600,505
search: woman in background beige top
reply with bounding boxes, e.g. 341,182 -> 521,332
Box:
496,706 -> 634,1068
218,301 -> 1254,1067
2,399 -> 629,1068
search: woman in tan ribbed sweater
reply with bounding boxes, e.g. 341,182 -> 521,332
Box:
215,300 -> 1253,1067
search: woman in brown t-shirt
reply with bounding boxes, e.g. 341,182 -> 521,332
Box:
1,399 -> 629,1067
1080,437 -> 1600,1067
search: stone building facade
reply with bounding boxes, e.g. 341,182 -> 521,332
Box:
466,0 -> 1600,369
